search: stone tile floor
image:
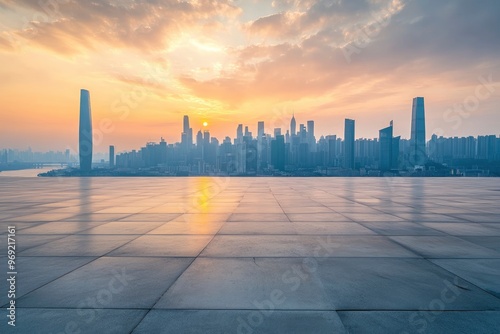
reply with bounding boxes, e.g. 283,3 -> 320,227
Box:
0,176 -> 499,333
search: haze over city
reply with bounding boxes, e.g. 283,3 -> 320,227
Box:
1,0 -> 499,152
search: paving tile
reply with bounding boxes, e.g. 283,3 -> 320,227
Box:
77,221 -> 165,234
0,308 -> 147,333
229,213 -> 290,222
0,256 -> 96,307
133,310 -> 347,334
20,235 -> 137,256
200,235 -> 418,258
155,257 -> 332,310
19,221 -> 107,234
292,222 -> 376,235
430,259 -> 500,298
108,235 -> 213,257
316,258 -> 500,310
459,236 -> 500,253
287,213 -> 352,222
337,311 -> 500,334
0,235 -> 67,255
341,213 -> 406,222
218,222 -> 297,235
422,223 -> 500,236
18,257 -> 193,308
118,213 -> 182,222
359,221 -> 445,236
148,221 -> 224,235
169,213 -> 232,223
390,236 -> 500,258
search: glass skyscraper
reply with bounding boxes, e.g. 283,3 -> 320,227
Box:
343,118 -> 355,169
409,97 -> 426,166
79,89 -> 92,172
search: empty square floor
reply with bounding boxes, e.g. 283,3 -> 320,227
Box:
1,177 -> 500,333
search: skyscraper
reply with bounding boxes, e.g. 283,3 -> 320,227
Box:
257,121 -> 264,139
307,120 -> 316,152
183,115 -> 190,133
79,89 -> 92,172
182,115 -> 193,148
290,113 -> 296,136
271,134 -> 285,171
379,122 -> 393,171
109,145 -> 115,168
257,121 -> 265,169
236,124 -> 243,143
410,97 -> 426,166
343,119 -> 355,169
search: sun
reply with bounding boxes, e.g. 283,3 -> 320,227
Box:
203,121 -> 208,127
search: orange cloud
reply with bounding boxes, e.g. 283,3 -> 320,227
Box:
0,0 -> 241,54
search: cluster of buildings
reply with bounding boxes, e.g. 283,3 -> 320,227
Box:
108,96 -> 498,176
4,90 -> 500,177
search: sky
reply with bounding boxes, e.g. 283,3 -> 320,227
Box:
0,0 -> 499,153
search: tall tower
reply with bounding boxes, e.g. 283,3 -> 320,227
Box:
410,97 -> 426,166
182,115 -> 192,147
290,113 -> 296,136
257,121 -> 264,139
236,124 -> 243,143
183,115 -> 190,133
109,145 -> 115,168
307,120 -> 316,152
257,121 -> 265,169
79,89 -> 92,172
343,119 -> 355,169
379,122 -> 393,171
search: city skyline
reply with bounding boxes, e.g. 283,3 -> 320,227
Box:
1,95 -> 498,157
1,0 -> 499,151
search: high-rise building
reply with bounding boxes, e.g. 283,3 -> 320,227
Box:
410,97 -> 426,166
307,120 -> 316,152
257,121 -> 265,169
271,134 -> 285,171
290,113 -> 296,136
109,145 -> 115,168
326,135 -> 337,167
196,130 -> 203,147
274,128 -> 281,137
236,124 -> 243,143
182,115 -> 193,148
343,119 -> 355,169
183,115 -> 190,133
79,89 -> 92,172
257,121 -> 264,139
379,121 -> 394,171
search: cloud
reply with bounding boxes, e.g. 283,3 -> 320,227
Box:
0,33 -> 15,50
180,0 -> 500,107
0,0 -> 241,54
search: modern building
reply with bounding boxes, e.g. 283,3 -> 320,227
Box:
343,118 -> 355,169
79,89 -> 92,172
182,115 -> 193,148
409,97 -> 426,167
236,124 -> 243,143
379,121 -> 400,171
290,113 -> 296,136
307,120 -> 316,152
271,134 -> 285,171
257,121 -> 264,139
109,145 -> 115,168
257,121 -> 265,169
